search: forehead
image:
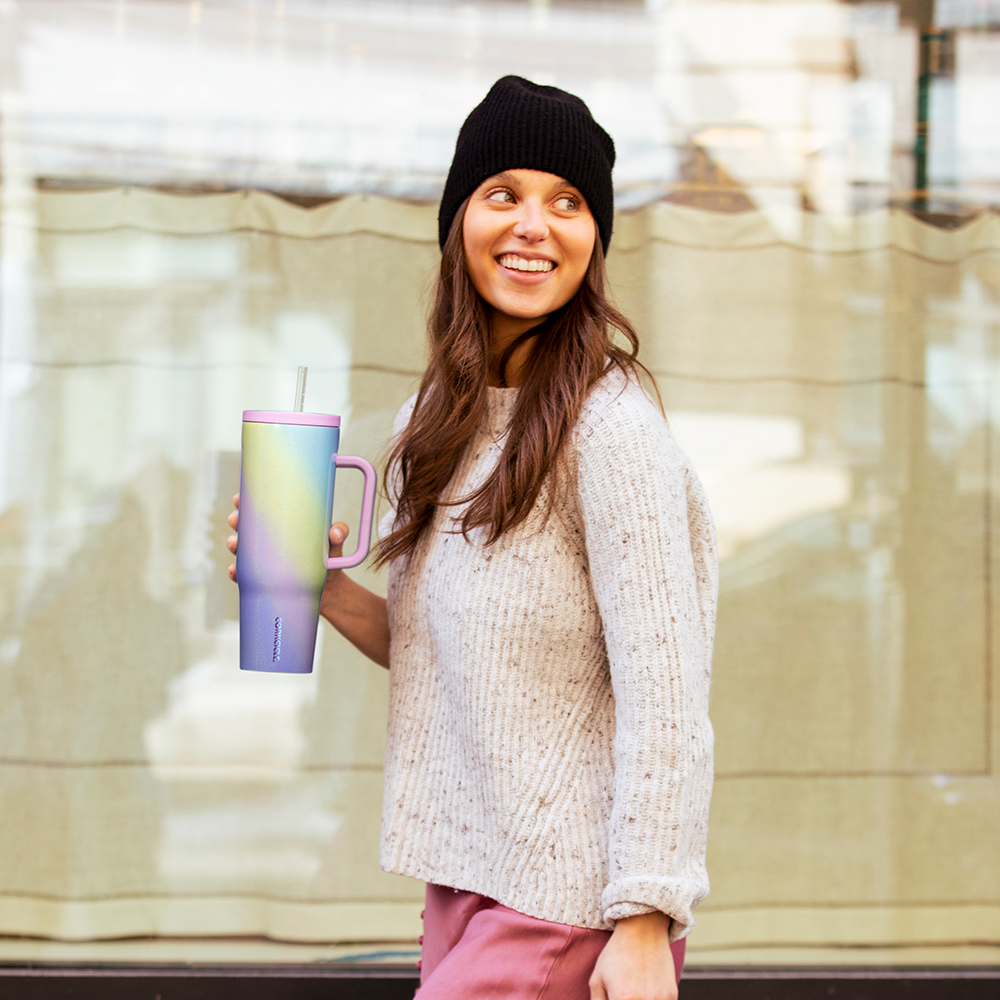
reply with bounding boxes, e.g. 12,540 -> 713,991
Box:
482,169 -> 581,193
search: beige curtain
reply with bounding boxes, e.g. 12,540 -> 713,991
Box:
0,189 -> 997,959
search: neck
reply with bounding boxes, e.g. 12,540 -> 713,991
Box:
489,313 -> 549,387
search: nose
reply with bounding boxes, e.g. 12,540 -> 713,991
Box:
512,199 -> 548,242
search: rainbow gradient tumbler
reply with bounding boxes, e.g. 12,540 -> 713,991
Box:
236,410 -> 377,673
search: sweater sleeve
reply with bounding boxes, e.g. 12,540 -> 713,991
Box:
575,378 -> 717,941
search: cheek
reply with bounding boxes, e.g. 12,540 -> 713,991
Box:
464,249 -> 493,303
462,221 -> 497,285
567,224 -> 596,277
464,250 -> 509,315
461,240 -> 485,288
564,231 -> 595,286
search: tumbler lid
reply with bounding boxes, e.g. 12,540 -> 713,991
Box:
242,410 -> 340,427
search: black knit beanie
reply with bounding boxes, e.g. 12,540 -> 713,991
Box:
438,76 -> 616,255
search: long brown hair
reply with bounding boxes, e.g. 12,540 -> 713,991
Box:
374,201 -> 657,567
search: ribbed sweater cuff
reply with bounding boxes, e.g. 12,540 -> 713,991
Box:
602,877 -> 707,941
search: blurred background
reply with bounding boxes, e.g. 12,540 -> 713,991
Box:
0,0 -> 998,972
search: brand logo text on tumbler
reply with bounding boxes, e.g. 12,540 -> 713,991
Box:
273,617 -> 282,662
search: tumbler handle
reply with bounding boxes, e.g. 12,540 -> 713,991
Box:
326,455 -> 378,570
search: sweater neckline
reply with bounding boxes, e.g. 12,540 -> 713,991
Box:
485,385 -> 517,441
487,385 -> 518,400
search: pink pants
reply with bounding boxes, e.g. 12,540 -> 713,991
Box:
415,883 -> 686,999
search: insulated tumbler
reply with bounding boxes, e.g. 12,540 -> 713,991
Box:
236,410 -> 377,673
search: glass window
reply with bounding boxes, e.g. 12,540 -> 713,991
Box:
0,0 -> 997,971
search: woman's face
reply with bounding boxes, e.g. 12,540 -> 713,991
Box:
462,169 -> 597,345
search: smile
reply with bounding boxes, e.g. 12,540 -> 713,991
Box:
498,254 -> 555,273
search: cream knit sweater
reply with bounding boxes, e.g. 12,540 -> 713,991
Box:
379,370 -> 717,939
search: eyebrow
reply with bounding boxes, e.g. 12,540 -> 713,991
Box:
492,171 -> 579,193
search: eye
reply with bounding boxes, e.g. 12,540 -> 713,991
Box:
486,188 -> 516,204
554,194 -> 580,211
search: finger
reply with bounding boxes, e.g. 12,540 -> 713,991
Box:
588,975 -> 608,1000
233,493 -> 240,509
227,534 -> 238,554
228,509 -> 239,530
329,521 -> 350,552
228,564 -> 236,581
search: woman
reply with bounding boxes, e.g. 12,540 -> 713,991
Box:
230,76 -> 716,1000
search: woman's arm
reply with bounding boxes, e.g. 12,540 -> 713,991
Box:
574,382 -> 714,996
227,497 -> 391,669
575,378 -> 717,936
318,523 -> 391,669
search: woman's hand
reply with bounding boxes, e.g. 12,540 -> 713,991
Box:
318,521 -> 392,668
226,495 -> 353,595
226,494 -> 390,668
319,520 -> 357,606
226,494 -> 240,580
589,911 -> 677,1000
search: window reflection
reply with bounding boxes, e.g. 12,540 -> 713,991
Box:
667,413 -> 851,562
0,0 -> 998,970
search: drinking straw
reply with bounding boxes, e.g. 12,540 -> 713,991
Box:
294,366 -> 308,412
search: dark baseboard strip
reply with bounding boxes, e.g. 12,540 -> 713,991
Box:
0,963 -> 998,1000
683,965 -> 1000,979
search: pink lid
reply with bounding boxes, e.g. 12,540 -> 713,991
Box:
242,410 -> 340,427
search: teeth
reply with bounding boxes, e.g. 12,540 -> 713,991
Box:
500,255 -> 554,273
